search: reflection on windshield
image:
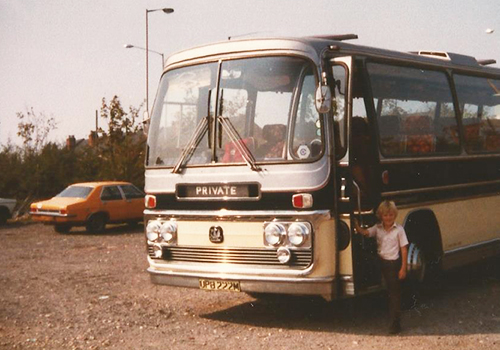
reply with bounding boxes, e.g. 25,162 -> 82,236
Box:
147,56 -> 323,168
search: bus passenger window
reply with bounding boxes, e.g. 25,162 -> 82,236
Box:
368,63 -> 460,157
454,75 -> 500,153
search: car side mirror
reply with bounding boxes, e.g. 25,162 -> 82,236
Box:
315,85 -> 332,114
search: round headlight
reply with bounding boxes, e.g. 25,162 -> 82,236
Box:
277,247 -> 291,264
160,221 -> 177,243
264,223 -> 286,246
288,222 -> 310,246
146,220 -> 161,242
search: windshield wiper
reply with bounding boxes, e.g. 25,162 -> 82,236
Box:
171,116 -> 209,174
218,116 -> 261,172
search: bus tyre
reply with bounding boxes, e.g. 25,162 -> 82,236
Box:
86,214 -> 107,233
402,242 -> 427,309
407,243 -> 426,283
54,224 -> 72,233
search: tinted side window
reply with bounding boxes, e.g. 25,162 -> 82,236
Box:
120,185 -> 144,200
368,63 -> 460,157
101,186 -> 123,201
454,75 -> 500,153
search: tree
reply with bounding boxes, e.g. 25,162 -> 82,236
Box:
16,107 -> 57,155
0,143 -> 22,198
12,108 -> 59,200
98,96 -> 145,188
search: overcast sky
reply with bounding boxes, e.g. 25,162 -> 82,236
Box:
1,0 -> 499,146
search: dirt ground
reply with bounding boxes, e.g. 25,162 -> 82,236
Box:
0,222 -> 499,350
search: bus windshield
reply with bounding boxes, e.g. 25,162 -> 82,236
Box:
147,56 -> 323,168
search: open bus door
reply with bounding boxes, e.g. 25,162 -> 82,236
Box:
332,57 -> 382,294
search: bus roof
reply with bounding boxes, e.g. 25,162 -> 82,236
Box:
164,34 -> 500,76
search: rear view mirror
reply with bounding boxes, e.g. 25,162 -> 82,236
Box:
315,85 -> 332,114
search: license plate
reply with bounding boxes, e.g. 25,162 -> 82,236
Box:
199,279 -> 241,292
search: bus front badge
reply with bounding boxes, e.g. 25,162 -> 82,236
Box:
209,226 -> 224,243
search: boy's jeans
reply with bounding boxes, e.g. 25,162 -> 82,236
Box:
380,258 -> 402,325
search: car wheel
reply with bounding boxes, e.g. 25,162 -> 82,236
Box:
54,224 -> 72,233
0,207 -> 9,225
126,220 -> 141,228
85,213 -> 107,233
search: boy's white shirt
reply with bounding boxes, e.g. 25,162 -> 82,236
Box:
367,223 -> 409,261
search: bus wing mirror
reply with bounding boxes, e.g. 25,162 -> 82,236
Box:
315,85 -> 332,114
142,111 -> 150,135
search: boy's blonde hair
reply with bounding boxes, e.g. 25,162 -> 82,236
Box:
376,200 -> 398,219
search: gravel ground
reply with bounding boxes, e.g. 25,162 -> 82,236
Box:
0,222 -> 499,350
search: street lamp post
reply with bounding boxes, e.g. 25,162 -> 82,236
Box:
124,44 -> 164,68
145,7 -> 174,116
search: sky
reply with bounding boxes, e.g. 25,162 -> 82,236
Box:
1,0 -> 499,146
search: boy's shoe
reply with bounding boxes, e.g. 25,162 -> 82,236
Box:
388,321 -> 401,335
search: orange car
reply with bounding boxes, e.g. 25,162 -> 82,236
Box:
30,181 -> 144,233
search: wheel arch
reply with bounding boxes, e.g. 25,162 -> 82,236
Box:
86,211 -> 109,222
402,208 -> 443,263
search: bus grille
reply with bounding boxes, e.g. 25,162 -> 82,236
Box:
149,246 -> 312,268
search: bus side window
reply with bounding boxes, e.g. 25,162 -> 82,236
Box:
332,65 -> 347,159
454,75 -> 500,153
368,63 -> 459,157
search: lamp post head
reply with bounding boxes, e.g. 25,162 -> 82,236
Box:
124,44 -> 134,49
147,7 -> 174,14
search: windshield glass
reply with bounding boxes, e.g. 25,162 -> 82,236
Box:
56,186 -> 93,198
147,56 -> 322,168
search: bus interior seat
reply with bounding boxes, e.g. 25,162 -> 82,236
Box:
256,124 -> 286,159
403,115 -> 435,154
404,115 -> 436,154
221,137 -> 255,163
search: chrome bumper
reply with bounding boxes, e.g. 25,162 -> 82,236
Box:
147,267 -> 336,301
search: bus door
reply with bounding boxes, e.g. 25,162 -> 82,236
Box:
347,58 -> 382,292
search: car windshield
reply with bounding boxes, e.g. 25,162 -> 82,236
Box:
147,56 -> 323,168
56,186 -> 93,198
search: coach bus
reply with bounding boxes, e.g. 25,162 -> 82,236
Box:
143,34 -> 500,300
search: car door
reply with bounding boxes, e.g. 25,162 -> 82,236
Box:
100,185 -> 126,221
118,184 -> 145,220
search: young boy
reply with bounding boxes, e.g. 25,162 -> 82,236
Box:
354,200 -> 409,334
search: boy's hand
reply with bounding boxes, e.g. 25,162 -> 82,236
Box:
353,219 -> 365,235
398,268 -> 407,280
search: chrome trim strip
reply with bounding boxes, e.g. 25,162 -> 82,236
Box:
340,275 -> 353,282
144,209 -> 331,219
175,196 -> 261,202
380,153 -> 500,164
442,238 -> 500,270
444,238 -> 500,256
31,212 -> 75,218
382,179 -> 500,198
